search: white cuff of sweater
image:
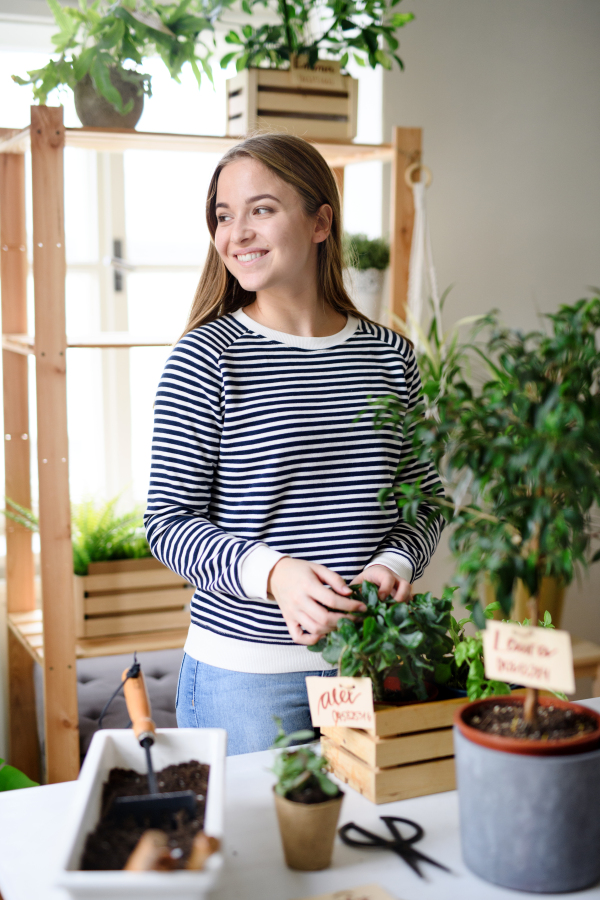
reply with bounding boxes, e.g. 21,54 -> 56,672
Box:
365,552 -> 414,585
239,543 -> 288,600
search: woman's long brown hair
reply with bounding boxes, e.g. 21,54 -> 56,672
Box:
182,132 -> 371,336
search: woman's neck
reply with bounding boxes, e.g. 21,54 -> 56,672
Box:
242,294 -> 347,338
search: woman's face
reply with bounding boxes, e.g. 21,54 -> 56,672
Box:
214,157 -> 331,299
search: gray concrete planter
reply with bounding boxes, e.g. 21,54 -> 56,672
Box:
453,723 -> 600,892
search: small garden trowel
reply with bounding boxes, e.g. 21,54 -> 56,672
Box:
112,666 -> 196,824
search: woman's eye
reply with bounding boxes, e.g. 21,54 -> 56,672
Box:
217,214 -> 231,223
255,206 -> 272,215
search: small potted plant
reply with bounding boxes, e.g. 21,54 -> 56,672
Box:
343,233 -> 390,323
373,295 -> 600,889
221,0 -> 414,139
12,0 -> 218,128
310,580 -> 454,703
270,718 -> 343,871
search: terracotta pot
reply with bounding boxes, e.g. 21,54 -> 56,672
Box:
74,68 -> 145,128
273,788 -> 344,870
455,695 -> 600,756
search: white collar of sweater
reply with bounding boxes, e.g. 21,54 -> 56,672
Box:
232,307 -> 359,350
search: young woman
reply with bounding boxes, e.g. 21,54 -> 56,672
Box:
145,133 -> 443,755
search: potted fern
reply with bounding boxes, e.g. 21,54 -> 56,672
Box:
5,497 -> 192,639
12,0 -> 218,128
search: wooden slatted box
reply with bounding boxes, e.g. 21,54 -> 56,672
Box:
226,67 -> 358,141
74,557 -> 193,639
321,695 -> 466,805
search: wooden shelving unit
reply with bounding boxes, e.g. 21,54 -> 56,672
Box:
0,106 -> 422,783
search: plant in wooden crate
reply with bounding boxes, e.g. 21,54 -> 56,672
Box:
5,497 -> 192,640
270,717 -> 343,871
310,580 -> 454,702
343,232 -> 390,322
374,295 -> 600,890
221,0 -> 413,137
12,0 -> 221,128
0,758 -> 38,791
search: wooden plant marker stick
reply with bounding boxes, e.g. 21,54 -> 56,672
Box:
523,594 -> 540,728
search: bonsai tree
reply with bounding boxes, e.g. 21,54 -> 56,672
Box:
343,233 -> 390,272
220,0 -> 414,72
373,295 -> 600,722
270,718 -> 339,802
4,496 -> 151,575
309,581 -> 455,702
13,0 -> 220,114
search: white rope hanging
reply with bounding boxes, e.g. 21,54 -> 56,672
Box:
405,163 -> 443,354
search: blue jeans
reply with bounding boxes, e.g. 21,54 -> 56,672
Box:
175,653 -> 337,756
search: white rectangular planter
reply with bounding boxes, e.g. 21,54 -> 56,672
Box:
56,728 -> 227,900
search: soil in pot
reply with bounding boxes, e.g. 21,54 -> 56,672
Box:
465,701 -> 597,742
80,760 -> 209,870
74,68 -> 145,129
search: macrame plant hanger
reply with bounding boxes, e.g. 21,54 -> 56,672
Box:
404,163 -> 443,355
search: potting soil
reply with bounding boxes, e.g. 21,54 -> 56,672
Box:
465,703 -> 597,742
80,760 -> 209,870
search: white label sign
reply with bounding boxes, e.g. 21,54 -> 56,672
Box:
306,676 -> 374,729
293,884 -> 397,900
483,620 -> 575,694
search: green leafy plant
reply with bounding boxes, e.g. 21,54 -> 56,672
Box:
344,233 -> 390,272
3,496 -> 151,575
309,581 -> 454,702
371,296 -> 600,630
13,0 -> 220,113
442,602 -> 563,701
0,759 -> 38,791
220,0 -> 414,73
270,717 -> 339,800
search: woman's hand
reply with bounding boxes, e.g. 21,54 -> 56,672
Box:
351,564 -> 412,603
268,557 -> 367,646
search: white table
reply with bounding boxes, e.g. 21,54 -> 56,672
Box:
2,698 -> 600,900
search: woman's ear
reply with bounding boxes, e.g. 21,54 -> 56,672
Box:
313,204 -> 333,244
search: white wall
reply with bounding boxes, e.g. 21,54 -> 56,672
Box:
388,1 -> 600,654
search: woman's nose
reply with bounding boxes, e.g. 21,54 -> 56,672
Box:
231,215 -> 254,245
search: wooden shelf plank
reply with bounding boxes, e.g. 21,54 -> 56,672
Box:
0,124 -> 393,166
9,609 -> 187,663
3,333 -> 176,353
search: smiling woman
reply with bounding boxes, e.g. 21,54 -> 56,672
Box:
144,132 -> 445,755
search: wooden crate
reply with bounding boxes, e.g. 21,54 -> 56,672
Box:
321,695 -> 466,804
73,557 -> 193,639
226,67 -> 358,141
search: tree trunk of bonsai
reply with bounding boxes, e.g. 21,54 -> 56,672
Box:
523,594 -> 539,728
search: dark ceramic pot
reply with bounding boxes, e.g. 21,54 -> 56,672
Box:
74,68 -> 145,128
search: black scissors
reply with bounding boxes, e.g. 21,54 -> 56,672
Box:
338,816 -> 452,879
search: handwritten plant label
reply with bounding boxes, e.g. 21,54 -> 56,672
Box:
306,676 -> 374,729
293,883 -> 397,900
290,56 -> 344,91
483,620 -> 575,693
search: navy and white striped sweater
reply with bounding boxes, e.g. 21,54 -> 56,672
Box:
145,309 -> 444,673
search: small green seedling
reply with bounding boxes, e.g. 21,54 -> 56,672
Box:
270,718 -> 339,800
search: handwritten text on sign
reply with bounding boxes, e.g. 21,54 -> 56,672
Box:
306,676 -> 374,729
483,620 -> 575,694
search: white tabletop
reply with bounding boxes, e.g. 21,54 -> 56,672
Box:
2,697 -> 600,900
